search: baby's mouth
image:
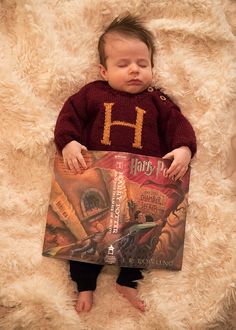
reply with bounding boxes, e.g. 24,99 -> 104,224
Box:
127,79 -> 142,85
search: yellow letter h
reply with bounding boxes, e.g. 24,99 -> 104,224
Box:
101,103 -> 146,149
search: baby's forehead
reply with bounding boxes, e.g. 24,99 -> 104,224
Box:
103,32 -> 151,61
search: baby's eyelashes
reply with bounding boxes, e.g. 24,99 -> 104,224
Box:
117,63 -> 128,68
116,60 -> 150,68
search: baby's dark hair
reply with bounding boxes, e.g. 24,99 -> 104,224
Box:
98,14 -> 155,68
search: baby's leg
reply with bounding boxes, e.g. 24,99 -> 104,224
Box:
70,261 -> 103,313
116,267 -> 145,312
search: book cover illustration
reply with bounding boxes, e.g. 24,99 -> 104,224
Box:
43,151 -> 191,270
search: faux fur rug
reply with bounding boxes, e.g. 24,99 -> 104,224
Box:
0,1 -> 236,329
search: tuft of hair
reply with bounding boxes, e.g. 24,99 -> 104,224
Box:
98,14 -> 155,68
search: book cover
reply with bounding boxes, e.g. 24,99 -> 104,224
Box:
42,151 -> 191,270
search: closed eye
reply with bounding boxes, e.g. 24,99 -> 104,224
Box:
117,63 -> 128,68
116,61 -> 129,67
138,61 -> 149,68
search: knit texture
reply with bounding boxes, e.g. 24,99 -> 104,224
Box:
54,81 -> 197,156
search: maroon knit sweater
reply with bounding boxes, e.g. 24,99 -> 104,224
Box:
54,80 -> 196,157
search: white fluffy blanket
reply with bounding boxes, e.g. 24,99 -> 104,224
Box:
0,1 -> 236,329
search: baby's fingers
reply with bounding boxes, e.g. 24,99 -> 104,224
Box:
165,161 -> 179,177
76,153 -> 87,169
166,162 -> 188,180
174,166 -> 188,181
65,158 -> 78,174
63,157 -> 81,174
71,157 -> 82,173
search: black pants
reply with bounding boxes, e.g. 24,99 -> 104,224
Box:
70,260 -> 143,292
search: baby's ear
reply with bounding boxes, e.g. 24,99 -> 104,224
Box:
99,64 -> 108,80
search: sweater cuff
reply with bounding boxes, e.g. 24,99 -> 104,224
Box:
174,142 -> 197,158
54,136 -> 78,152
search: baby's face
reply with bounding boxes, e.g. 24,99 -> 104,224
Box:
100,33 -> 153,94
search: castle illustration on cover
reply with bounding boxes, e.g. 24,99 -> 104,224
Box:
43,151 -> 191,270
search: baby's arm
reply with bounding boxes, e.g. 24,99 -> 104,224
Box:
62,140 -> 87,174
153,91 -> 196,180
163,146 -> 191,180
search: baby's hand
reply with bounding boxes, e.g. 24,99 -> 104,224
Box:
62,140 -> 87,174
162,146 -> 191,180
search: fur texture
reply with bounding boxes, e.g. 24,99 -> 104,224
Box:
0,0 -> 236,329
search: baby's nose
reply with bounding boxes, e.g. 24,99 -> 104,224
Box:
129,63 -> 139,73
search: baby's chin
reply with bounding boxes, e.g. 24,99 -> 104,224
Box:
123,85 -> 149,94
116,83 -> 150,94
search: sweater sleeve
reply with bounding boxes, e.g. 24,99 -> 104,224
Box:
153,91 -> 197,157
54,86 -> 88,152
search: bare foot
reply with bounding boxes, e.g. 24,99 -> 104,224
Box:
75,291 -> 93,313
116,284 -> 145,312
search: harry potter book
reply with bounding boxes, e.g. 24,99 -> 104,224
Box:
42,151 -> 191,270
